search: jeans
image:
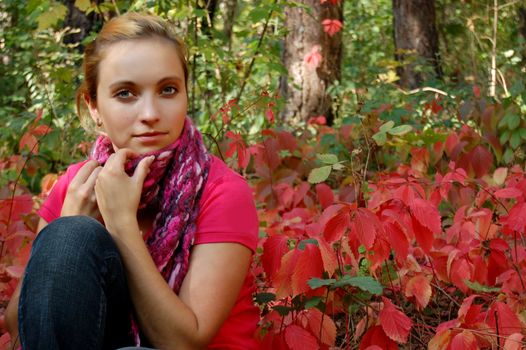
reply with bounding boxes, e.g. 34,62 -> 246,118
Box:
18,216 -> 154,350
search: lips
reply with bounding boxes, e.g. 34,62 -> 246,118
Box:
134,131 -> 168,137
133,131 -> 168,144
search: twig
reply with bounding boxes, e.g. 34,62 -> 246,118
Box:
397,86 -> 451,97
489,0 -> 498,97
111,0 -> 120,16
430,282 -> 461,308
235,0 -> 277,103
498,0 -> 523,10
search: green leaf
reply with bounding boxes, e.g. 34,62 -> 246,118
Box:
387,125 -> 412,136
255,292 -> 276,303
308,278 -> 336,289
317,153 -> 338,165
510,131 -> 522,149
519,129 -> 526,141
372,131 -> 387,146
37,3 -> 68,30
297,239 -> 318,250
305,296 -> 322,308
332,162 -> 345,171
498,113 -> 511,128
507,114 -> 520,130
308,166 -> 332,184
464,280 -> 500,293
74,0 -> 91,11
500,130 -> 511,144
272,305 -> 292,316
503,147 -> 514,164
379,120 -> 395,132
333,275 -> 383,295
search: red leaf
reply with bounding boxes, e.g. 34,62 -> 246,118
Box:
379,297 -> 412,343
262,234 -> 290,280
450,330 -> 477,350
450,258 -> 471,293
385,222 -> 409,261
324,206 -> 351,242
503,202 -> 526,234
494,187 -> 522,199
503,333 -> 524,350
316,238 -> 337,275
316,183 -> 334,209
487,302 -> 523,337
409,198 -> 441,234
405,274 -> 432,310
266,108 -> 275,123
32,124 -> 52,135
304,45 -> 323,69
473,85 -> 481,98
305,308 -> 336,346
322,19 -> 343,36
0,195 -> 34,223
19,132 -> 38,154
291,243 -> 324,296
284,324 -> 319,350
470,145 -> 492,178
352,208 -> 379,249
411,216 -> 434,254
359,325 -> 398,350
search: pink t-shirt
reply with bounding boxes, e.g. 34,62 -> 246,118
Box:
38,156 -> 260,349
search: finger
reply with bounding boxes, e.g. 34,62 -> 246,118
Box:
84,166 -> 102,190
70,160 -> 100,186
133,155 -> 155,183
105,149 -> 139,170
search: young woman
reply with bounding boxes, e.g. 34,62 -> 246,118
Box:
5,12 -> 260,349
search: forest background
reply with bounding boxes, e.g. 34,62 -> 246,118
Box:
1,0 -> 526,348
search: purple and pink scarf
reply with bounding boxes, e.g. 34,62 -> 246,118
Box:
90,116 -> 211,293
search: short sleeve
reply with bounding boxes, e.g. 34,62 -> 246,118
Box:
37,161 -> 88,223
195,166 -> 259,252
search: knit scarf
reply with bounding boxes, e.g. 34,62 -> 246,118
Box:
90,116 -> 211,293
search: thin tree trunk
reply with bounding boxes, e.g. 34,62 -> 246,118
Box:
61,0 -> 101,46
392,0 -> 442,89
222,0 -> 237,50
519,6 -> 526,63
280,0 -> 343,124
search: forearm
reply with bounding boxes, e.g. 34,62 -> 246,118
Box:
5,277 -> 21,346
109,222 -> 207,349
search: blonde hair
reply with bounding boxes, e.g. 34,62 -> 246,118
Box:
76,12 -> 188,130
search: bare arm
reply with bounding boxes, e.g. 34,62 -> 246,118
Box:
112,225 -> 251,349
5,218 -> 48,347
95,150 -> 253,348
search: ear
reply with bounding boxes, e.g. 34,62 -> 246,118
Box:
85,95 -> 100,125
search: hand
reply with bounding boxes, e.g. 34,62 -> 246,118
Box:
94,149 -> 154,235
61,160 -> 102,219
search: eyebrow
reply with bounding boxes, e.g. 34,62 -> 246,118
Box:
109,76 -> 184,89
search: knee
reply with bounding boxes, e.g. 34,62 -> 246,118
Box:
31,216 -> 114,265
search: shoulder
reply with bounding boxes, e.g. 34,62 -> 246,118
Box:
195,156 -> 259,251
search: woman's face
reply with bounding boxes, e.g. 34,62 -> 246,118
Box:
88,37 -> 187,154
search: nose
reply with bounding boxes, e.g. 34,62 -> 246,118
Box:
138,93 -> 160,124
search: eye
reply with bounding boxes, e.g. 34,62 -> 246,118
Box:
161,86 -> 178,95
114,89 -> 134,99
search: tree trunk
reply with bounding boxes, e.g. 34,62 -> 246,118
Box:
519,6 -> 526,63
392,0 -> 442,89
280,0 -> 343,124
222,0 -> 237,50
61,0 -> 101,47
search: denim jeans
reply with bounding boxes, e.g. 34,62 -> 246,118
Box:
18,216 -> 154,350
